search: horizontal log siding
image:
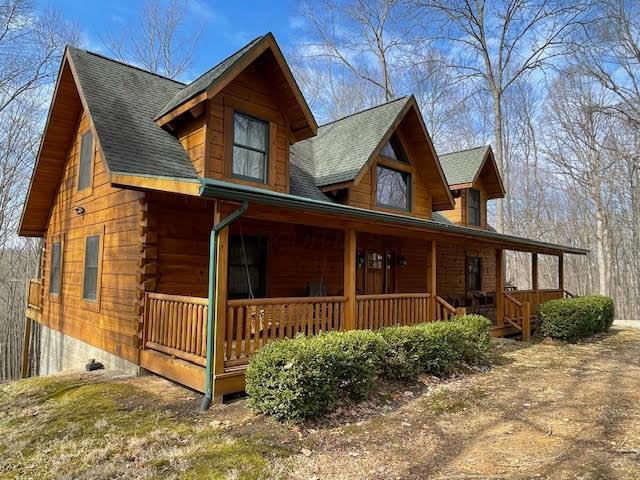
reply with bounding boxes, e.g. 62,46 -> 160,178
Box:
40,112 -> 144,363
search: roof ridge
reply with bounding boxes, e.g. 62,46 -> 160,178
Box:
318,96 -> 409,128
66,45 -> 186,85
440,144 -> 490,157
181,34 -> 265,88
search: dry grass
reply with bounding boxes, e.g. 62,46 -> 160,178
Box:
2,327 -> 640,479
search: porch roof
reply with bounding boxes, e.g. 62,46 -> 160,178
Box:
199,176 -> 588,256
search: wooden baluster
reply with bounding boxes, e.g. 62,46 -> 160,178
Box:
225,306 -> 233,360
185,304 -> 192,353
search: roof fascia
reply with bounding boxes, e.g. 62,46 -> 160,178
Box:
155,34 -> 318,138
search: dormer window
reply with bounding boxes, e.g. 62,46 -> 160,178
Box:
376,165 -> 411,211
380,133 -> 409,163
468,188 -> 481,226
232,112 -> 268,183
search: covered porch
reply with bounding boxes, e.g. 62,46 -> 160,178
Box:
132,195 -> 577,398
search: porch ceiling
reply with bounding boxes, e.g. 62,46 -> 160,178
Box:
199,177 -> 588,257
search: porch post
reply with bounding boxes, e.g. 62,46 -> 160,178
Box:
532,252 -> 539,308
343,229 -> 357,330
214,225 -> 229,380
558,253 -> 564,292
428,240 -> 437,321
496,249 -> 504,326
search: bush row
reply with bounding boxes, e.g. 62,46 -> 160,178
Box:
538,295 -> 615,342
245,315 -> 491,421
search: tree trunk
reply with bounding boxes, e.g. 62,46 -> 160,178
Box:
492,89 -> 505,233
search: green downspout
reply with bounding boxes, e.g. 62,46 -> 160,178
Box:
201,200 -> 249,411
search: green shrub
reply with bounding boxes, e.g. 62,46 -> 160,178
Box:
245,330 -> 385,421
379,315 -> 491,380
246,315 -> 491,421
538,295 -> 615,342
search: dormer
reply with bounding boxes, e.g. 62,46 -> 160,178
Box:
156,33 -> 317,193
291,96 -> 454,219
438,146 -> 505,229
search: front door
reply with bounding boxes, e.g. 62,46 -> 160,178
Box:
359,249 -> 396,294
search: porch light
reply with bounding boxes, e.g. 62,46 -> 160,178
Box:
356,253 -> 365,268
398,255 -> 408,267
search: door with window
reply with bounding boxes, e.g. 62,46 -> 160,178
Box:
359,249 -> 396,295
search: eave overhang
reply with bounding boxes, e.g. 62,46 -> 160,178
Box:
199,176 -> 588,256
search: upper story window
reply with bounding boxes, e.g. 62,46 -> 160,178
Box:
50,241 -> 62,295
468,188 -> 481,226
78,131 -> 93,191
379,134 -> 409,163
232,112 -> 268,183
376,165 -> 411,211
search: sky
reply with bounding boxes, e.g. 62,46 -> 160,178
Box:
38,0 -> 301,82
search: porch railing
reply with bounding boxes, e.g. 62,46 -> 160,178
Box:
143,293 -> 208,366
504,293 -> 531,341
143,291 -> 463,372
435,295 -> 464,321
224,296 -> 346,368
356,293 -> 431,329
508,288 -> 564,313
26,278 -> 42,310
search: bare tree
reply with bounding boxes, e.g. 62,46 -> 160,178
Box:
298,0 -> 420,102
102,0 -> 201,79
0,0 -> 76,380
577,0 -> 640,127
543,73 -> 615,296
291,59 -> 380,123
0,0 -> 78,114
417,0 -> 593,232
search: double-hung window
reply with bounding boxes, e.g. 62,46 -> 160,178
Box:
376,165 -> 411,211
232,112 -> 269,183
468,188 -> 481,226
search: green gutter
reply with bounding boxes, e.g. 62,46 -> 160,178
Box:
200,200 -> 248,411
199,177 -> 588,256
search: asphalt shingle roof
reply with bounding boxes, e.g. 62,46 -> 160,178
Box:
68,47 -> 198,179
156,35 -> 265,119
438,145 -> 489,186
290,97 -> 410,187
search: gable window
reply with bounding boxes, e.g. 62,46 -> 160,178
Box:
228,235 -> 266,299
467,256 -> 482,291
379,134 -> 409,163
468,188 -> 481,226
376,165 -> 411,211
82,235 -> 101,301
232,112 -> 268,183
50,241 -> 62,295
78,131 -> 94,191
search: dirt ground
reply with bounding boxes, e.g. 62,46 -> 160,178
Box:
1,327 -> 640,479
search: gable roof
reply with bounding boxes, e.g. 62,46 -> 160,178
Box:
67,47 -> 198,179
156,35 -> 264,119
291,97 -> 410,186
291,96 -> 454,210
154,33 -> 317,141
439,145 -> 505,198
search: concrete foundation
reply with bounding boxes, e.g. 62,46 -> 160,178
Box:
38,324 -> 139,376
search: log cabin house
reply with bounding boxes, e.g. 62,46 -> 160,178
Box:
21,33 -> 587,404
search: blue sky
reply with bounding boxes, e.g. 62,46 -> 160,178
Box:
40,0 -> 300,81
